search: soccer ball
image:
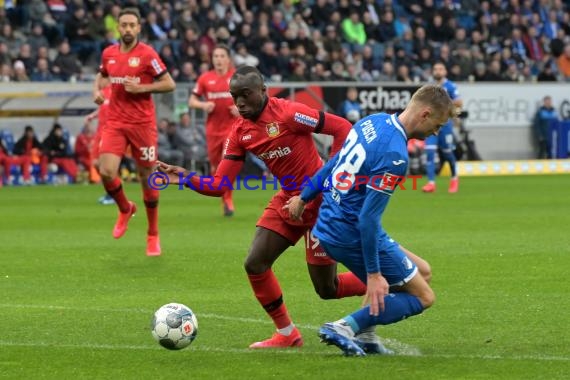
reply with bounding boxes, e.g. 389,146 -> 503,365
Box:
151,303 -> 198,350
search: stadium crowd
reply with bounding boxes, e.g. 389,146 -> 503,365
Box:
0,0 -> 570,83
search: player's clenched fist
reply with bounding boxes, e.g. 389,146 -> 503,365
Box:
93,90 -> 105,105
124,76 -> 142,93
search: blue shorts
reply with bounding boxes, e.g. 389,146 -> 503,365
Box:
425,121 -> 454,153
319,238 -> 418,287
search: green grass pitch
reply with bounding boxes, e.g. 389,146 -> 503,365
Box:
1,176 -> 569,379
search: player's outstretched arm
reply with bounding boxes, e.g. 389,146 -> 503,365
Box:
124,72 -> 176,94
188,93 -> 215,113
319,113 -> 352,156
182,158 -> 243,197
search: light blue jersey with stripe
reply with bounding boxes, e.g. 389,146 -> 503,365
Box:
311,113 -> 409,274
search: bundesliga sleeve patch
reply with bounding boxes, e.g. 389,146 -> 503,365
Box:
294,112 -> 318,128
151,58 -> 163,75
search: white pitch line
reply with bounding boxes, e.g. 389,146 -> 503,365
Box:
0,303 -> 318,329
2,304 -> 568,362
0,341 -> 335,355
1,341 -> 569,362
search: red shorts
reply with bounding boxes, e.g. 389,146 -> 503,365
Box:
99,122 -> 158,167
257,190 -> 335,266
206,135 -> 226,170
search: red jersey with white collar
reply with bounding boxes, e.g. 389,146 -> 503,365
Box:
99,42 -> 166,125
224,97 -> 344,195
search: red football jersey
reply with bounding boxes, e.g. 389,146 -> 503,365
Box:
192,69 -> 237,138
99,42 -> 167,125
224,97 -> 325,195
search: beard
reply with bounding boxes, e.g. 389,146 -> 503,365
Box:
121,33 -> 135,45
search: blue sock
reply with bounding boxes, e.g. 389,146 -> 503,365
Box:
442,151 -> 457,177
343,293 -> 424,333
426,149 -> 436,181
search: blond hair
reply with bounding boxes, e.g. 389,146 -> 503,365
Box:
409,84 -> 455,119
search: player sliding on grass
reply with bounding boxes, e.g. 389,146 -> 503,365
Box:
284,84 -> 453,356
159,66 -> 432,351
93,7 -> 175,256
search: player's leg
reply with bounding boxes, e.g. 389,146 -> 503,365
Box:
304,229 -> 366,299
399,245 -> 432,284
245,226 -> 303,348
439,123 -> 459,193
99,127 -> 136,238
207,136 -> 234,216
422,134 -> 438,192
130,126 -> 160,256
317,242 -> 432,356
138,164 -> 161,256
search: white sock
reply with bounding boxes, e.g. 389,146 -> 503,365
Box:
277,323 -> 295,336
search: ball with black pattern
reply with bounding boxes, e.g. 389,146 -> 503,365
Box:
151,303 -> 198,350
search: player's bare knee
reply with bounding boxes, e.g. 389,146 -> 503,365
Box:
243,255 -> 270,275
418,287 -> 436,309
314,283 -> 337,300
99,166 -> 115,181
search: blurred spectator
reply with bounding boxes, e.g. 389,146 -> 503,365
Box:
342,10 -> 366,47
396,64 -> 413,83
157,118 -> 184,168
258,41 -> 279,78
14,126 -> 45,182
533,96 -> 558,158
0,0 -> 567,85
144,11 -> 168,42
52,41 -> 81,81
234,43 -> 259,68
0,131 -> 32,185
176,61 -> 199,83
104,5 -> 121,41
27,23 -> 50,52
378,10 -> 397,42
557,44 -> 570,80
337,87 -> 362,123
537,61 -> 558,82
42,123 -> 78,183
15,43 -> 33,74
173,112 -> 207,169
0,63 -> 12,82
65,7 -> 98,64
13,60 -> 29,82
378,61 -> 396,81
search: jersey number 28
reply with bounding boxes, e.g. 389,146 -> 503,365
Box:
331,128 -> 366,194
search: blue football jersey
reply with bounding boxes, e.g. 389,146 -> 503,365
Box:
441,78 -> 460,101
312,113 -> 408,254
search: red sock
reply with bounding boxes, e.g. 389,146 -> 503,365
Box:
103,177 -> 130,213
222,190 -> 234,210
248,270 -> 291,329
143,188 -> 159,236
336,272 -> 367,298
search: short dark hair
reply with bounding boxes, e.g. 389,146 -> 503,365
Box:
213,44 -> 231,56
233,65 -> 264,85
118,7 -> 141,23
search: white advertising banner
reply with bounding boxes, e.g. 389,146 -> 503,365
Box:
461,83 -> 570,128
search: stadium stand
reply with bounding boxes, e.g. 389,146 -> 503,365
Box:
0,0 -> 569,83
